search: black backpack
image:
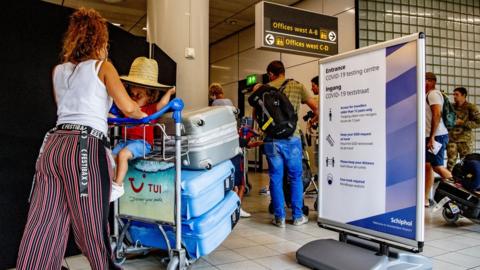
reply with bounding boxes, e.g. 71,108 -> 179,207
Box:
248,79 -> 298,139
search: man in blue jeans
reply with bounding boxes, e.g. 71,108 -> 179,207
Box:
263,61 -> 318,227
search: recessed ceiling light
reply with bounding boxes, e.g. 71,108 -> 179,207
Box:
142,27 -> 147,31
226,19 -> 238,25
112,22 -> 123,27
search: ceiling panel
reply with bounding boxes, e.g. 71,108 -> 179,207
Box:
42,0 -> 301,43
43,0 -> 146,37
209,0 -> 300,44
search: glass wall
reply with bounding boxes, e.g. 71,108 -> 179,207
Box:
358,0 -> 480,150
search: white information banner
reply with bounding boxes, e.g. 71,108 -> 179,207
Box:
318,33 -> 425,248
321,49 -> 386,223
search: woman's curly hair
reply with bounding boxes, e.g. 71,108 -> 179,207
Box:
61,8 -> 109,63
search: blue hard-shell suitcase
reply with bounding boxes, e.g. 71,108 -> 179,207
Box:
181,160 -> 234,219
127,191 -> 240,259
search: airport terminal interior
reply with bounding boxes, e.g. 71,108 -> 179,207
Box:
4,0 -> 480,269
38,183 -> 480,270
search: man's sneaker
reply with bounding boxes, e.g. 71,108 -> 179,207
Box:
259,186 -> 270,195
240,208 -> 251,218
272,217 -> 286,228
293,215 -> 309,226
110,183 -> 125,202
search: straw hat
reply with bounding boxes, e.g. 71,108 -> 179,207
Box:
120,56 -> 171,89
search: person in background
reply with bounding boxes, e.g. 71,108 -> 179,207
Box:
425,72 -> 452,207
209,83 -> 233,106
308,75 -> 320,130
447,87 -> 480,171
229,154 -> 252,218
110,57 -> 176,201
209,82 -> 250,217
17,8 -> 146,269
311,75 -> 319,95
262,60 -> 318,227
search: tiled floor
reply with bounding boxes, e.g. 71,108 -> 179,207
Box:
11,171 -> 480,270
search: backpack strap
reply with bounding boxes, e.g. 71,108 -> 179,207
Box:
278,79 -> 293,93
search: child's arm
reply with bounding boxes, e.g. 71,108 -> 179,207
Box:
156,87 -> 176,111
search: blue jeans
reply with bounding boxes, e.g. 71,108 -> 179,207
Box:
264,136 -> 304,219
112,139 -> 152,159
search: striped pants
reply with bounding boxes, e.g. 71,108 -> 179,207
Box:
17,130 -> 120,270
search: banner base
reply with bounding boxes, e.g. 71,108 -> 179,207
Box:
296,239 -> 432,270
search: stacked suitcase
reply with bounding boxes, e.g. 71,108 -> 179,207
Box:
160,106 -> 242,169
124,106 -> 242,259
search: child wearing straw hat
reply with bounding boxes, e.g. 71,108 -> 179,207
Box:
110,56 -> 175,201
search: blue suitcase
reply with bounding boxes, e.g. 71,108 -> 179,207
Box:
127,191 -> 240,259
181,160 -> 235,219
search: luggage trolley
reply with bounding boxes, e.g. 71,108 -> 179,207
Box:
304,122 -> 319,211
238,116 -> 260,195
108,98 -> 188,270
434,155 -> 480,225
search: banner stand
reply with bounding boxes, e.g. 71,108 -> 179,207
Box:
297,32 -> 432,270
297,237 -> 432,270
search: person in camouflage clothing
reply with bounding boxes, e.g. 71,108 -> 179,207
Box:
447,87 -> 480,170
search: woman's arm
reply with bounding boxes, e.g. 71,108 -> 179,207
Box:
52,66 -> 58,105
99,61 -> 147,119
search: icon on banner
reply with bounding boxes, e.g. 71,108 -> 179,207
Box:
329,108 -> 332,122
265,34 -> 275,45
320,30 -> 328,40
328,31 -> 337,42
327,173 -> 334,185
275,36 -> 285,46
326,156 -> 335,167
326,134 -> 335,147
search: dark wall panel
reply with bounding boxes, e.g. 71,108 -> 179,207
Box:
0,1 -> 175,268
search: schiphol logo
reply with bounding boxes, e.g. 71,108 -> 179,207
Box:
390,217 -> 413,227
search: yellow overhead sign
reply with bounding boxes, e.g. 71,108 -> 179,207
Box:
255,1 -> 338,57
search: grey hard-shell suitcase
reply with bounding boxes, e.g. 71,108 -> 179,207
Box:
160,106 -> 241,169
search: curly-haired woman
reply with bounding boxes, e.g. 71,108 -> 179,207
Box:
16,8 -> 146,270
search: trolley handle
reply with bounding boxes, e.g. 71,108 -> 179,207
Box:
108,98 -> 184,125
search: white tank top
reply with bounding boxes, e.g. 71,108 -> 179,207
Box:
54,60 -> 112,135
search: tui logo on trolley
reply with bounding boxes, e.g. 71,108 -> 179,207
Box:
119,160 -> 175,223
128,174 -> 163,194
129,177 -> 144,193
